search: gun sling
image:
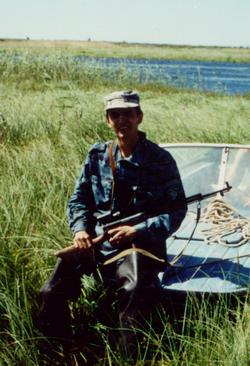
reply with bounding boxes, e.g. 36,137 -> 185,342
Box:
107,141 -> 165,264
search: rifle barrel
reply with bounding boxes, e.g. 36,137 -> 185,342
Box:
186,182 -> 232,205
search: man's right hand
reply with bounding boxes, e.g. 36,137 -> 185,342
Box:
73,231 -> 93,249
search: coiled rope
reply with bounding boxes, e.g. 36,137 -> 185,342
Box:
200,198 -> 250,247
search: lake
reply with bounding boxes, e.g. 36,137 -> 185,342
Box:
80,56 -> 250,95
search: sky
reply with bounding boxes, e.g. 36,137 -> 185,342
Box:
1,0 -> 250,47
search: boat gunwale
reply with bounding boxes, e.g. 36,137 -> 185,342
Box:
160,142 -> 250,149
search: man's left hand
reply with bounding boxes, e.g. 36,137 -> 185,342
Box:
108,225 -> 136,245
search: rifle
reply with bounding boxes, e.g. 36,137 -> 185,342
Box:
55,182 -> 232,259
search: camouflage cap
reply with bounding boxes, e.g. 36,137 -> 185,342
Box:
104,90 -> 140,111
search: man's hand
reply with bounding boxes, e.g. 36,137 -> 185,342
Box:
108,225 -> 136,245
73,231 -> 93,249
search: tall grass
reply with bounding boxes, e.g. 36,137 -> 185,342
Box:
0,50 -> 249,365
0,51 -> 155,90
2,51 -> 250,96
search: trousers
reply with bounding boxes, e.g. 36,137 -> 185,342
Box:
37,248 -> 162,352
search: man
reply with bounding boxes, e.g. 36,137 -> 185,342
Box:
37,90 -> 187,354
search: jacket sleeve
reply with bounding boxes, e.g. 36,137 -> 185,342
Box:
133,209 -> 186,244
67,155 -> 96,234
133,153 -> 187,243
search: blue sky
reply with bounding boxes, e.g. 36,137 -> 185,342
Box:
1,0 -> 250,47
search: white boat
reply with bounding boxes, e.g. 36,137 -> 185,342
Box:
160,143 -> 250,295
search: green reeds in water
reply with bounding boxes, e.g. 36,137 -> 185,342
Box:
0,50 -> 205,92
0,51 -> 144,90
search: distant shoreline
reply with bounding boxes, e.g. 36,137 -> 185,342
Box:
1,39 -> 250,63
1,38 -> 249,49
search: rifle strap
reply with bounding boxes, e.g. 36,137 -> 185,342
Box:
169,201 -> 201,266
102,247 -> 165,265
109,140 -> 117,209
108,140 -> 136,209
109,140 -> 116,177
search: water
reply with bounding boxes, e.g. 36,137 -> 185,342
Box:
79,56 -> 250,95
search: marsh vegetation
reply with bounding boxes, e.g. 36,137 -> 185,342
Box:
0,43 -> 249,365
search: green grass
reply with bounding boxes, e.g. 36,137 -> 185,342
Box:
0,48 -> 249,365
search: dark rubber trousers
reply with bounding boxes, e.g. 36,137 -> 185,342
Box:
115,251 -> 162,357
37,250 -> 96,339
37,249 -> 162,352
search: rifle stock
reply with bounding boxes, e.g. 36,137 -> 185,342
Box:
54,233 -> 105,260
54,212 -> 147,259
55,182 -> 232,259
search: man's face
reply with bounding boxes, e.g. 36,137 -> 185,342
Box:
106,108 -> 143,140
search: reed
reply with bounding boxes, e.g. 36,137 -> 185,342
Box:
0,51 -> 140,89
0,49 -> 249,365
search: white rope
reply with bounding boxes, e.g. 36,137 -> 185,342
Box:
200,198 -> 250,247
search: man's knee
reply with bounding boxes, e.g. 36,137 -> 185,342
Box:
116,252 -> 161,293
39,259 -> 84,300
39,282 -> 58,302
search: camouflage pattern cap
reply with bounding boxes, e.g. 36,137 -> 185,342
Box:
104,90 -> 140,110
